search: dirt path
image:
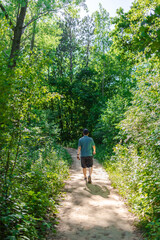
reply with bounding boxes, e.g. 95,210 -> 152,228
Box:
53,148 -> 142,240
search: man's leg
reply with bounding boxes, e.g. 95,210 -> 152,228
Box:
83,168 -> 87,179
89,167 -> 93,176
88,167 -> 93,183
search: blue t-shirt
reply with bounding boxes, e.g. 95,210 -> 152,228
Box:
78,136 -> 95,157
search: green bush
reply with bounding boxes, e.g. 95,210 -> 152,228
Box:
0,146 -> 71,240
96,56 -> 160,240
93,94 -> 130,151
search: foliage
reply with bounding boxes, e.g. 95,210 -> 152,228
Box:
93,94 -> 130,148
1,0 -> 160,239
0,144 -> 71,239
111,0 -> 160,58
95,1 -> 160,239
0,1 -> 76,239
99,56 -> 160,239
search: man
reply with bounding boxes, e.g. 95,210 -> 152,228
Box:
77,129 -> 96,183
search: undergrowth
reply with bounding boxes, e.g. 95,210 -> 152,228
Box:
0,145 -> 72,240
96,144 -> 160,240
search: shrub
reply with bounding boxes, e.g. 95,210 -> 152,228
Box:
0,146 -> 71,240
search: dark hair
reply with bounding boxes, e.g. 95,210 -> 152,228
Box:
83,129 -> 89,135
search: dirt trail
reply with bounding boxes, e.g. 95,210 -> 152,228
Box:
53,148 -> 142,240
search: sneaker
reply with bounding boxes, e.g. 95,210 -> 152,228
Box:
88,176 -> 91,184
84,177 -> 87,181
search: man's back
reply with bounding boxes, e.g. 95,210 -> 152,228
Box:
78,135 -> 95,157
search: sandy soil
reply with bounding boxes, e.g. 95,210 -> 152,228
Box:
53,148 -> 142,240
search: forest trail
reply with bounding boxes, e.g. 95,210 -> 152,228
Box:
53,148 -> 142,240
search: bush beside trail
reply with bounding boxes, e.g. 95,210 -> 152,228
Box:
95,56 -> 160,240
0,145 -> 72,240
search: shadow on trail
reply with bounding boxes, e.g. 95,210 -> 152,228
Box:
85,183 -> 110,198
54,223 -> 141,240
53,148 -> 142,240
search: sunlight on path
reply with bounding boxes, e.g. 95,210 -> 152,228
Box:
52,148 -> 142,240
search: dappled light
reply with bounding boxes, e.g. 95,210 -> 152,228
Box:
52,149 -> 141,240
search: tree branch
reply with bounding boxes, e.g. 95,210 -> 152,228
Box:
23,10 -> 50,29
23,2 -> 75,29
0,3 -> 14,30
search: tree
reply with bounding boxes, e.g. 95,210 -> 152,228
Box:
0,0 -> 84,67
92,4 -> 111,96
78,15 -> 95,67
111,0 -> 160,58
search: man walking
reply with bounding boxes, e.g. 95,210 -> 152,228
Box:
77,129 -> 96,183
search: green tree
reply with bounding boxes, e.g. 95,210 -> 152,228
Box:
96,1 -> 160,239
92,4 -> 111,96
78,15 -> 95,67
0,0 -> 84,67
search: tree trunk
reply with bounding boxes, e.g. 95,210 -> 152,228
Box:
86,39 -> 90,68
70,50 -> 73,82
9,1 -> 28,67
69,27 -> 73,83
102,61 -> 105,96
30,20 -> 36,51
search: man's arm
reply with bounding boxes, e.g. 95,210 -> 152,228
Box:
77,146 -> 81,160
93,145 -> 96,155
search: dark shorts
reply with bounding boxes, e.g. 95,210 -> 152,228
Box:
81,156 -> 93,168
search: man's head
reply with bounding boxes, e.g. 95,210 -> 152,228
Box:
83,129 -> 89,135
